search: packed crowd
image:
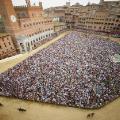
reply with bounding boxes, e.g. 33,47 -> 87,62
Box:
0,32 -> 120,108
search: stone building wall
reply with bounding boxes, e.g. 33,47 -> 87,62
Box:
0,34 -> 17,59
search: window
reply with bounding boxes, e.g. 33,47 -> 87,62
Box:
7,37 -> 9,40
24,24 -> 26,28
22,13 -> 26,17
4,43 -> 6,47
32,13 -> 35,17
8,42 -> 11,45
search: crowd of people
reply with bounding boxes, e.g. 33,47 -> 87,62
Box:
0,31 -> 120,108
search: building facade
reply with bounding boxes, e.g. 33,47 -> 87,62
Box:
65,0 -> 120,35
44,2 -> 69,22
0,0 -> 54,54
0,34 -> 17,59
53,22 -> 67,35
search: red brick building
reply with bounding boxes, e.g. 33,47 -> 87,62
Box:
0,0 -> 54,54
0,33 -> 16,59
65,0 -> 120,35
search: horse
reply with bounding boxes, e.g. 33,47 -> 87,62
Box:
18,108 -> 27,112
87,113 -> 95,119
0,103 -> 3,107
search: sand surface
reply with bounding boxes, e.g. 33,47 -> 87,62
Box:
0,96 -> 120,120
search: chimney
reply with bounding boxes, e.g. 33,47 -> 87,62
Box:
39,2 -> 43,8
25,0 -> 31,7
100,0 -> 104,5
66,1 -> 70,7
